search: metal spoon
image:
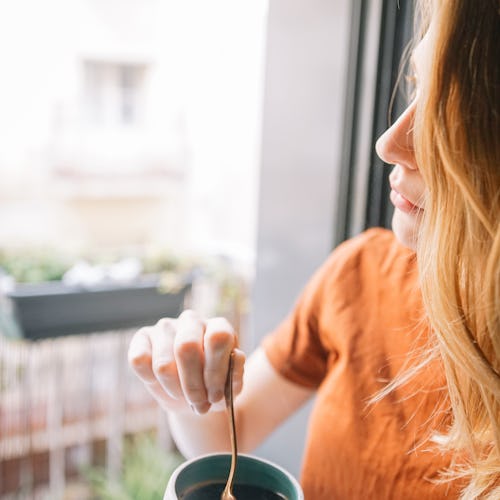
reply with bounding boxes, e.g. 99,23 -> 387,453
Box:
221,351 -> 237,500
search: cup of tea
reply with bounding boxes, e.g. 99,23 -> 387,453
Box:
164,452 -> 304,500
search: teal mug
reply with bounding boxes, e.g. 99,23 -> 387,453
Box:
164,453 -> 304,500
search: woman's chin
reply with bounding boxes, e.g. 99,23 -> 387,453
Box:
391,209 -> 420,251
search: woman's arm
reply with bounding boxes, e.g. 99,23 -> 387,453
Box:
167,347 -> 313,458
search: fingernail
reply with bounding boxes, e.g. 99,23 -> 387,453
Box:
165,389 -> 179,400
209,390 -> 223,404
189,403 -> 199,415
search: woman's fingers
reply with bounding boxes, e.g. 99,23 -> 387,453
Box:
232,348 -> 245,395
150,318 -> 181,400
128,326 -> 183,409
128,310 -> 244,415
128,326 -> 156,383
174,310 -> 210,414
203,317 -> 236,404
143,377 -> 186,412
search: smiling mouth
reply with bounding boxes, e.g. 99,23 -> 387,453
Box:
389,187 -> 423,215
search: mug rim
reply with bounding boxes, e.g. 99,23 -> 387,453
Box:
165,452 -> 304,499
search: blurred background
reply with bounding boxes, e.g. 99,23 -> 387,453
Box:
0,0 -> 264,260
0,0 -> 413,498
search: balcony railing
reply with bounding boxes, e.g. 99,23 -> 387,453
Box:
0,268 -> 248,499
0,329 -> 172,498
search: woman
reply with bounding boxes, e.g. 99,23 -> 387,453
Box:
128,0 -> 500,497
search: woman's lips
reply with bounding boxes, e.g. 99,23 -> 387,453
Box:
389,187 -> 423,215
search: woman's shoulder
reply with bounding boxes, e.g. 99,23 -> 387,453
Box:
335,227 -> 411,257
288,228 -> 419,323
321,227 -> 416,282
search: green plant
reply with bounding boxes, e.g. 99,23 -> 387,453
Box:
85,435 -> 184,500
0,249 -> 70,283
0,246 -> 192,285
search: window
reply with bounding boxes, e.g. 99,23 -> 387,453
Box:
84,62 -> 146,127
334,0 -> 414,245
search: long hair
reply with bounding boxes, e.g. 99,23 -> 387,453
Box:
413,0 -> 500,497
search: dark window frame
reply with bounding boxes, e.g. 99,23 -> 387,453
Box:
334,0 -> 415,246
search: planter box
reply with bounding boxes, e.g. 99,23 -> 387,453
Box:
3,275 -> 190,340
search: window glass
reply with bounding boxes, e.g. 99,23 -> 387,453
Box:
0,0 -> 268,267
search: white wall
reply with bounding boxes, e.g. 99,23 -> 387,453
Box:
251,0 -> 353,478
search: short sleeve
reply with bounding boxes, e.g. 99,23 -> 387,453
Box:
261,263 -> 332,388
261,228 -> 402,388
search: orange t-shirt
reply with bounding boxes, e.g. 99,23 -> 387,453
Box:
262,228 -> 461,499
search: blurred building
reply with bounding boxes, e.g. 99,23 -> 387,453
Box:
0,0 -> 266,265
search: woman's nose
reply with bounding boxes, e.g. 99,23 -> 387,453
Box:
375,100 -> 418,170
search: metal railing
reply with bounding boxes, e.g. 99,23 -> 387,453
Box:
0,330 -> 171,499
0,270 -> 249,499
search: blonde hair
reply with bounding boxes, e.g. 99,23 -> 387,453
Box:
413,0 -> 500,497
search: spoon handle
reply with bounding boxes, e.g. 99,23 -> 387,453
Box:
221,351 -> 237,500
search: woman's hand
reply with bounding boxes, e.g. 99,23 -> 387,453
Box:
128,310 -> 245,415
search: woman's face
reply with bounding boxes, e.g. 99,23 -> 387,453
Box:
375,31 -> 433,251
